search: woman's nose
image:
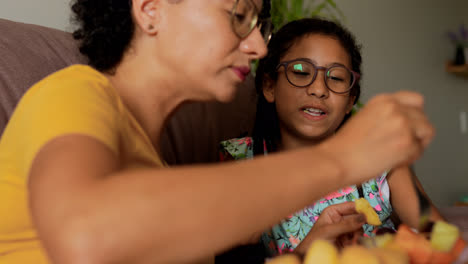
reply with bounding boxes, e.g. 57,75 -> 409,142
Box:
239,27 -> 268,60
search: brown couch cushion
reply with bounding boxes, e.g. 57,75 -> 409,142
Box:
0,18 -> 257,165
0,19 -> 86,135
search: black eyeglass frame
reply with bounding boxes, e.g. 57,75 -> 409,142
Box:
276,58 -> 361,94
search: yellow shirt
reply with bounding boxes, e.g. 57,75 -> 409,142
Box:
0,65 -> 165,263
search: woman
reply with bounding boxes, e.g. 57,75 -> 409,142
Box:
0,0 -> 434,263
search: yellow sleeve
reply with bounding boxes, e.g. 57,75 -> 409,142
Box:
7,66 -> 121,176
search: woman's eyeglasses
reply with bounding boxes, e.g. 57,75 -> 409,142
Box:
230,0 -> 272,44
276,58 -> 360,94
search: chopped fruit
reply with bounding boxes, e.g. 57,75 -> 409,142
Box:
430,220 -> 460,252
265,221 -> 467,264
394,224 -> 433,264
374,233 -> 395,248
266,254 -> 301,264
429,251 -> 456,264
359,234 -> 394,249
303,240 -> 338,264
359,236 -> 378,248
372,247 -> 409,264
355,198 -> 382,226
451,237 -> 467,259
340,245 -> 380,264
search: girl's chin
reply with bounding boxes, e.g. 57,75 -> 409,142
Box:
298,130 -> 333,141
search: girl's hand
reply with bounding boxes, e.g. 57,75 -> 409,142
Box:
320,91 -> 435,186
294,202 -> 366,255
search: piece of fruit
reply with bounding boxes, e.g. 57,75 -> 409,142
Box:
429,251 -> 456,264
355,198 -> 382,226
360,234 -> 394,249
340,245 -> 380,264
394,224 -> 433,264
265,254 -> 301,264
372,247 -> 409,264
451,237 -> 468,259
430,220 -> 460,252
374,233 -> 395,248
303,240 -> 339,264
430,237 -> 467,264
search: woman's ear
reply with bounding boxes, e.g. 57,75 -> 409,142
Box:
262,76 -> 276,103
132,0 -> 160,35
346,95 -> 357,114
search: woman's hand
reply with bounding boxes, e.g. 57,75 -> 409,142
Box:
294,202 -> 366,255
320,91 -> 435,186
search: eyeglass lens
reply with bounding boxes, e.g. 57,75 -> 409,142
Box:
232,0 -> 257,38
232,0 -> 272,43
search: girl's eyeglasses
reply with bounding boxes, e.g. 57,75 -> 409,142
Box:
276,58 -> 360,94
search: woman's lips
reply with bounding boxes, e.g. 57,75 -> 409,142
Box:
232,67 -> 251,81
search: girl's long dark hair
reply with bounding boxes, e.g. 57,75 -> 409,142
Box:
252,18 -> 363,156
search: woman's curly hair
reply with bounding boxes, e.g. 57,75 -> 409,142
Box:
253,18 -> 363,155
71,0 -> 135,73
71,0 -> 272,73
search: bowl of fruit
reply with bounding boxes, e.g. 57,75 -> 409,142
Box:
266,199 -> 468,264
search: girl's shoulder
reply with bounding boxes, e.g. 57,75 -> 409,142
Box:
219,137 -> 254,161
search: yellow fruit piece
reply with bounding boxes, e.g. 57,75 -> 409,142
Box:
340,245 -> 380,264
265,254 -> 301,264
372,247 -> 409,264
430,220 -> 460,252
355,198 -> 382,226
303,240 -> 339,264
374,233 -> 395,248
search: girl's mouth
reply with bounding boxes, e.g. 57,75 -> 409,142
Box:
303,108 -> 326,117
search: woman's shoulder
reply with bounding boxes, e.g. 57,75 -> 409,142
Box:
31,64 -> 110,93
23,64 -> 119,106
219,137 -> 254,161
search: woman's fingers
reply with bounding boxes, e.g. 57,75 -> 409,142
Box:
325,91 -> 435,185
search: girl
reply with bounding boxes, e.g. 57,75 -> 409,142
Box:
0,1 -> 434,263
220,18 -> 443,256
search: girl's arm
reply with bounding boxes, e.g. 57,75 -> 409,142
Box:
29,91 -> 434,264
387,166 -> 444,229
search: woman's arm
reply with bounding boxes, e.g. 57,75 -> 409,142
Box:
29,91 -> 435,264
30,135 -> 346,264
387,166 -> 444,229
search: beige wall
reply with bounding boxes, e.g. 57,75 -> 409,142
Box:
335,0 -> 468,207
0,0 -> 71,31
1,0 -> 467,206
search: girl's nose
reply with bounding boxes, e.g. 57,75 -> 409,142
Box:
306,72 -> 329,98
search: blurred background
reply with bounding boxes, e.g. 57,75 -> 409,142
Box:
1,0 -> 467,208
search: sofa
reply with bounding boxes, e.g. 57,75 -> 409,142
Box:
0,18 -> 257,165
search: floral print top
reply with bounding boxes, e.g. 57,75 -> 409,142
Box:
219,137 -> 395,256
